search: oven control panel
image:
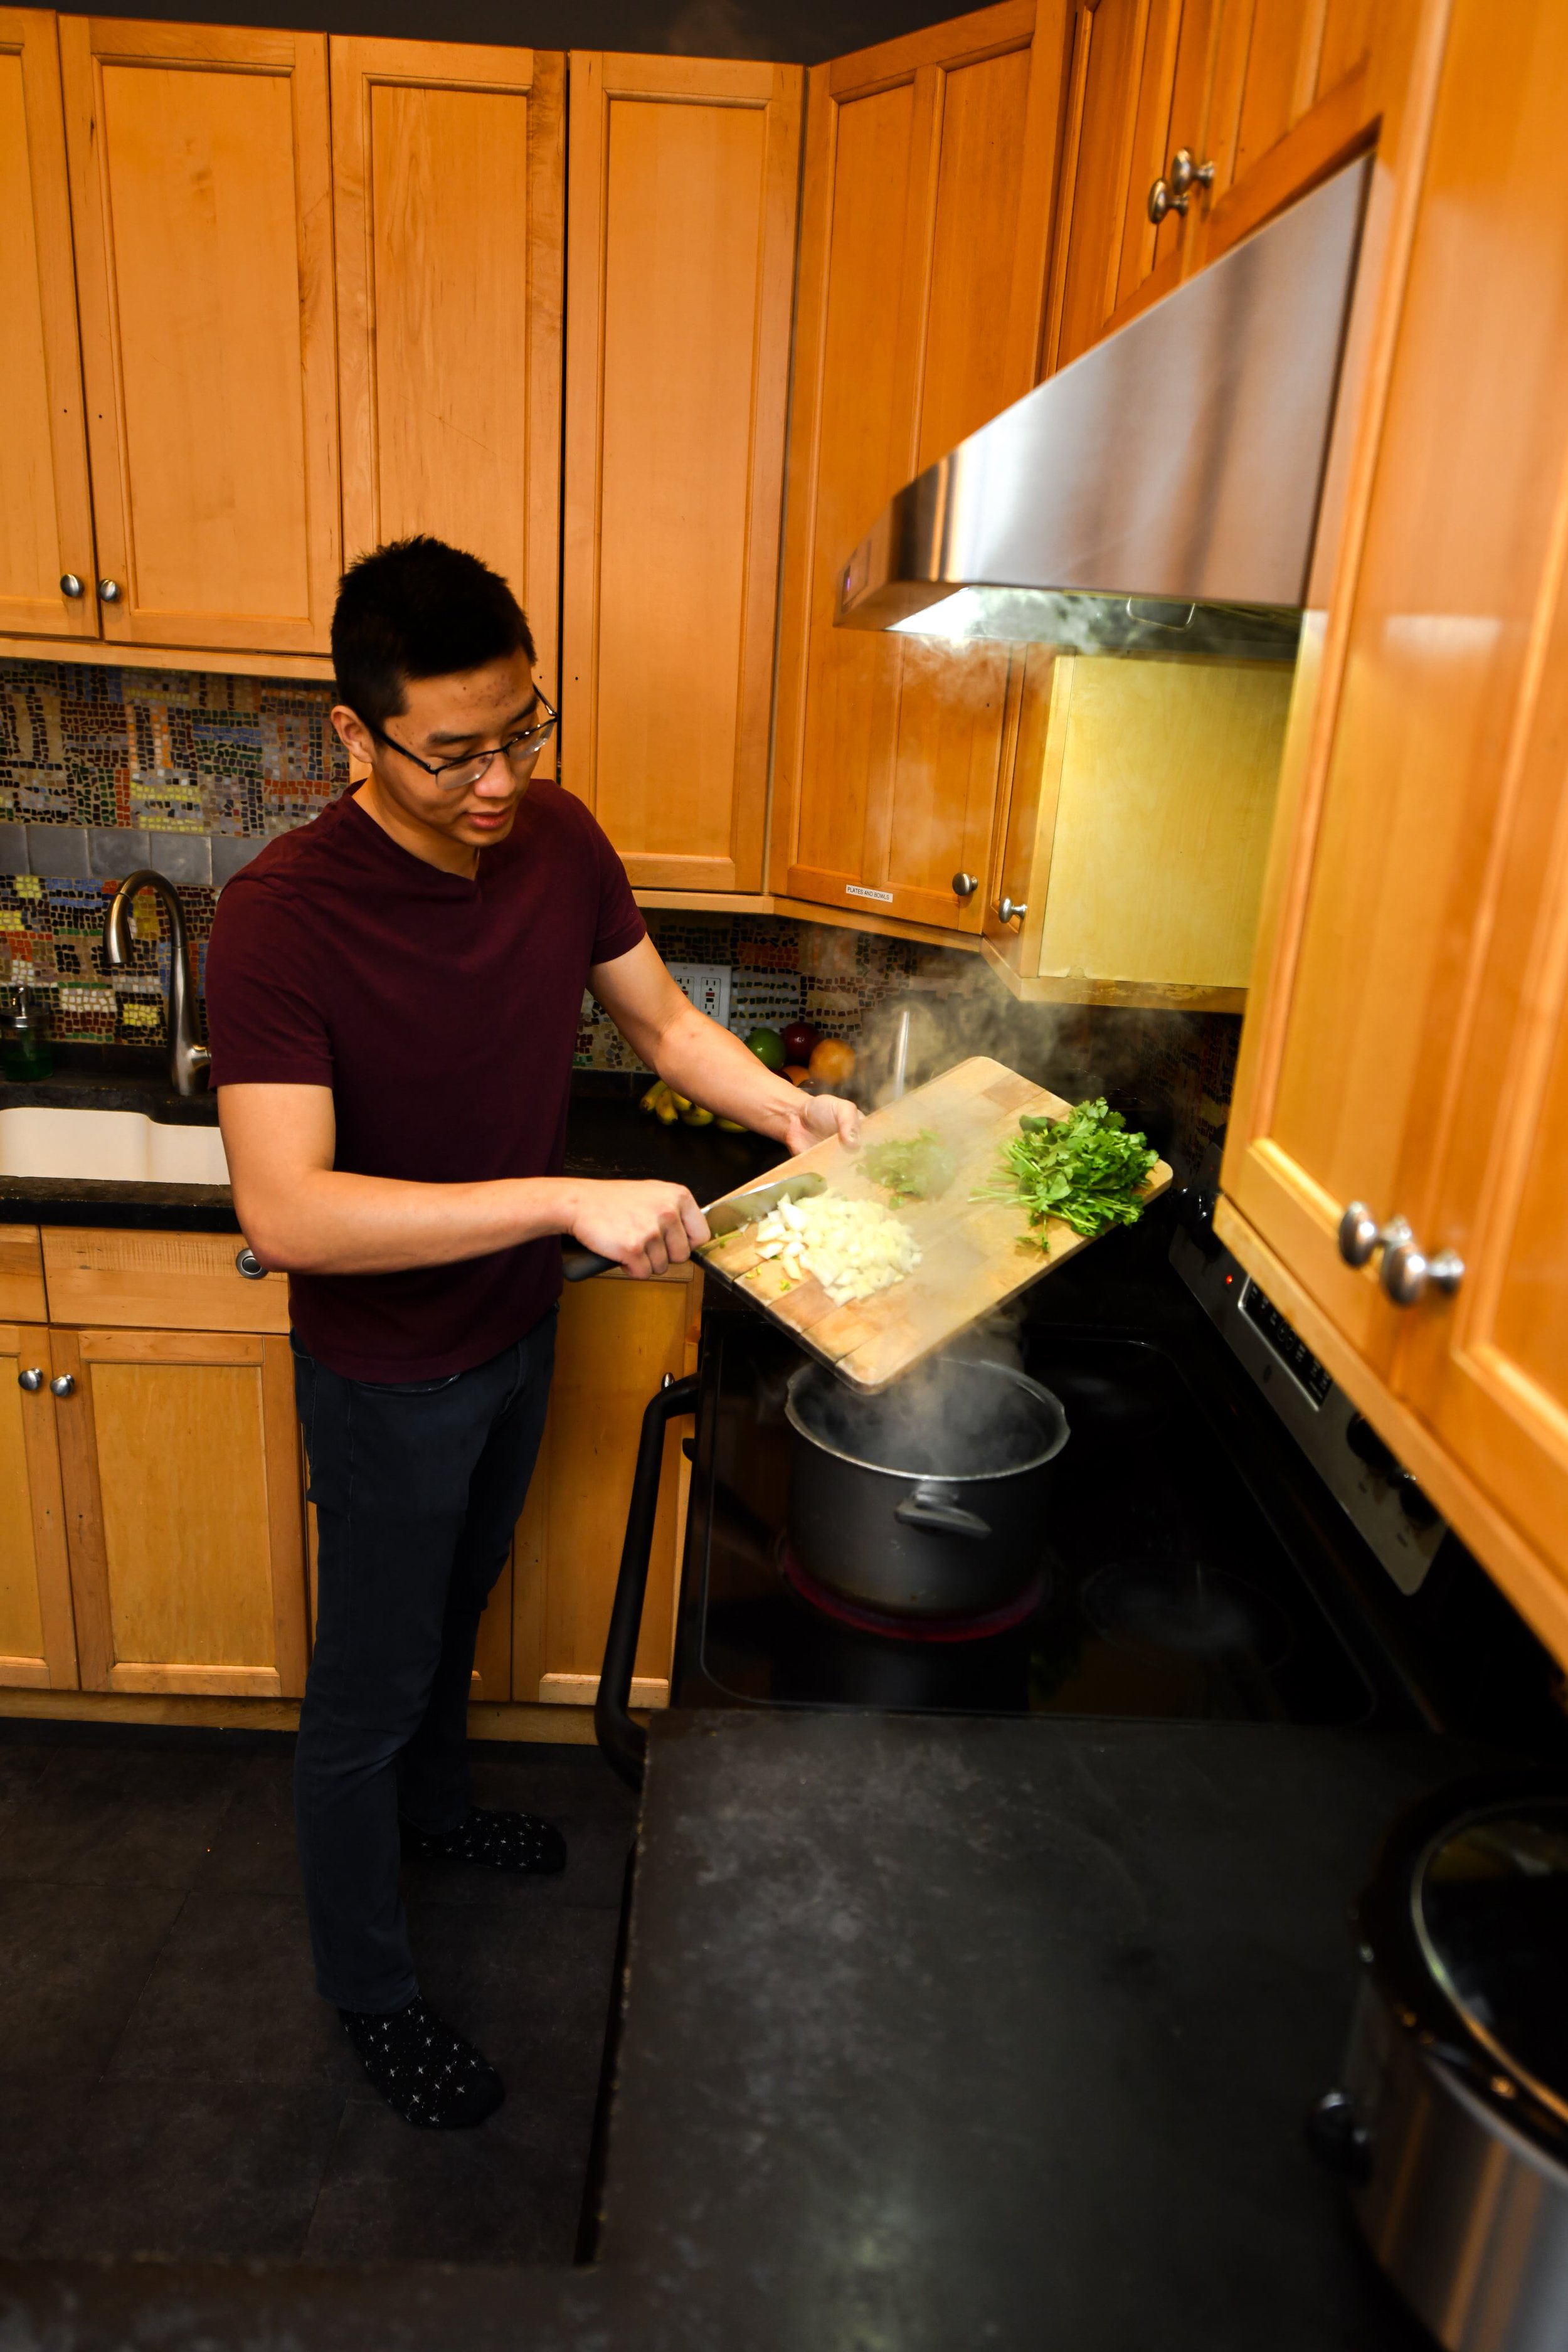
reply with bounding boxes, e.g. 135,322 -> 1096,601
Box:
1171,1224 -> 1444,1595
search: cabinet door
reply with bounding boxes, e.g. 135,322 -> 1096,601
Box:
511,1266 -> 699,1710
1219,0 -> 1568,1655
1045,0 -> 1212,371
0,1325 -> 77,1689
59,18 -> 339,655
331,39 -> 564,717
1182,0 -> 1422,274
772,1 -> 1065,936
52,1328 -> 309,1697
561,55 -> 801,893
0,9 -> 97,642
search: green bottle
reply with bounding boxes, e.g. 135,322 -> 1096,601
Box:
2,989 -> 55,1082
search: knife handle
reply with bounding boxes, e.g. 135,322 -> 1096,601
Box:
562,1246 -> 618,1282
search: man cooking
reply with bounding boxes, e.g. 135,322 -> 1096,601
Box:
205,536 -> 859,2130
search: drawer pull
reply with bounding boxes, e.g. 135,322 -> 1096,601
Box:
50,1374 -> 75,1398
236,1247 -> 266,1279
18,1367 -> 43,1392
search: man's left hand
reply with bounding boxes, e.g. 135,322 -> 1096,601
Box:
780,1089 -> 861,1158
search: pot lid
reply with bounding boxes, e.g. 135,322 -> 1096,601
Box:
1414,1799 -> 1568,2124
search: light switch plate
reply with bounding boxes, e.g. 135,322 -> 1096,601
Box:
667,962 -> 731,1027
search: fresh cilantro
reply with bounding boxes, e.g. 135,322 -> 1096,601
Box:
975,1097 -> 1157,1246
863,1127 -> 957,1205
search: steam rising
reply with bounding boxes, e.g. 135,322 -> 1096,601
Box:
792,1353 -> 1064,1481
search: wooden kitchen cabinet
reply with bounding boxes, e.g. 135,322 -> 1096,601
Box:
58,16 -> 340,657
0,1323 -> 78,1690
0,9 -> 97,642
1043,0 -> 1424,373
561,54 -> 801,893
50,1325 -> 309,1697
770,0 -> 1071,937
1218,0 -> 1568,1666
508,1264 -> 701,1710
331,37 -> 564,707
984,650 -> 1291,1007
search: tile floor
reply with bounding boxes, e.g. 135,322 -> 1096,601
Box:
0,1728 -> 635,2266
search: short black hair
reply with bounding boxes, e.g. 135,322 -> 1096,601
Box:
332,536 -> 536,729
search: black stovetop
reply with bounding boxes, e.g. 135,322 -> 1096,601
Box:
673,1253 -> 1567,1745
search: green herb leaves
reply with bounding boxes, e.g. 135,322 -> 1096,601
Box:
862,1127 -> 957,1205
976,1097 -> 1157,1246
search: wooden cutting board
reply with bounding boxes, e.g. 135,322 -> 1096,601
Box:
699,1056 -> 1172,1392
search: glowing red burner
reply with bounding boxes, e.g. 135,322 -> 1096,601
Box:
778,1545 -> 1045,1645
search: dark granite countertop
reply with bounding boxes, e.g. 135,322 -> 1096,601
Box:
0,1061 -> 787,1232
0,1708 -> 1492,2349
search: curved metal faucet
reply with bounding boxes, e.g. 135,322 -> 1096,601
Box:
103,869 -> 212,1098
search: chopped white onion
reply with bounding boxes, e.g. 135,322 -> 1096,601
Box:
752,1190 -> 921,1306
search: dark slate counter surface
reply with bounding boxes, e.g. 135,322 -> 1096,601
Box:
0,1708 -> 1485,2349
0,1061 -> 786,1231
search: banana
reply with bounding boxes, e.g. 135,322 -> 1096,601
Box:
681,1103 -> 714,1126
716,1116 -> 746,1133
654,1089 -> 679,1125
640,1079 -> 669,1115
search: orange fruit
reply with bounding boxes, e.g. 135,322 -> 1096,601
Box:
808,1037 -> 856,1089
783,1064 -> 811,1086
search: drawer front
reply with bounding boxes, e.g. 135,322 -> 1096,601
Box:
42,1227 -> 289,1333
0,1227 -> 47,1323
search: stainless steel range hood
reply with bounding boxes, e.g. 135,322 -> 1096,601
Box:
835,156 -> 1370,657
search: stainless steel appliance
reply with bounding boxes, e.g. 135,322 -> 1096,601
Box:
594,1195 -> 1568,1793
834,155 -> 1370,652
1310,1776 -> 1568,2352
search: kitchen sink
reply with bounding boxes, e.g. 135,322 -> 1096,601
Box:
0,1105 -> 230,1185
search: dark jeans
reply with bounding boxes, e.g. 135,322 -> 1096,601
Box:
291,1313 -> 556,2011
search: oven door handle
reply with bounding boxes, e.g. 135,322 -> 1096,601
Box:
596,1371 -> 701,1793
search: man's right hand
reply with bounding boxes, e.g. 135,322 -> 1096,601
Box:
566,1180 -> 709,1278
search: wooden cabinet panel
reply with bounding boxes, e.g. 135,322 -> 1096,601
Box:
0,1227 -> 47,1323
512,1266 -> 699,1710
53,1327 -> 308,1697
561,55 -> 800,893
983,653 -> 1289,1005
41,1226 -> 290,1333
773,0 -> 1064,936
331,39 -> 564,712
1221,0 -> 1568,1660
59,18 -> 339,655
0,9 -> 97,640
1046,0 -> 1215,371
0,1323 -> 77,1689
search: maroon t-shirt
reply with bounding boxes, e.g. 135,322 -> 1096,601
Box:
205,786 -> 645,1380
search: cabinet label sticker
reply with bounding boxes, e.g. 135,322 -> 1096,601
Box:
845,884 -> 894,904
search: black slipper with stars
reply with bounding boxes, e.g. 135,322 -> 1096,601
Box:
339,1995 -> 504,2129
401,1803 -> 568,1876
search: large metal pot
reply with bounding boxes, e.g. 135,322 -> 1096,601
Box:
1308,1774 -> 1568,2352
784,1357 -> 1069,1619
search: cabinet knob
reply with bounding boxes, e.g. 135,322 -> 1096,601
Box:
50,1373 -> 75,1398
996,897 -> 1027,924
1337,1202 -> 1463,1305
1148,149 -> 1215,223
235,1246 -> 266,1279
18,1367 -> 44,1392
1380,1236 -> 1465,1310
59,573 -> 85,599
951,871 -> 978,899
98,578 -> 122,604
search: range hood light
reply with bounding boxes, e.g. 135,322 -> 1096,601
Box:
888,589 -> 985,640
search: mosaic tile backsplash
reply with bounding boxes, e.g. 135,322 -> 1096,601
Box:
0,655 -> 1240,1175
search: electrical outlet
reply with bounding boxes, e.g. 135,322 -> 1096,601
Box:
667,963 -> 731,1027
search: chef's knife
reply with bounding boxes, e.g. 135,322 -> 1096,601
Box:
562,1171 -> 826,1282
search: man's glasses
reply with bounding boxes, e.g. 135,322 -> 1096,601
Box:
366,690 -> 559,791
